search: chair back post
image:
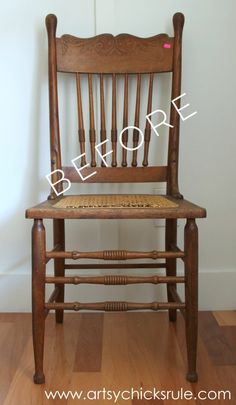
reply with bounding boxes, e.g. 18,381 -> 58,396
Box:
46,14 -> 62,199
167,12 -> 184,198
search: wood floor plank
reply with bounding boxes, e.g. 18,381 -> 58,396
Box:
0,322 -> 16,404
3,338 -> 45,405
0,314 -> 31,404
68,373 -> 108,405
125,313 -> 164,390
101,313 -> 163,403
221,326 -> 236,362
73,313 -> 104,372
214,365 -> 236,402
175,313 -> 227,405
102,313 -> 134,391
1,312 -> 236,404
198,311 -> 236,366
213,311 -> 236,326
45,314 -> 82,402
126,313 -> 194,405
3,314 -> 78,405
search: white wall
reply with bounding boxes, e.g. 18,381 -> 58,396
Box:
0,0 -> 236,311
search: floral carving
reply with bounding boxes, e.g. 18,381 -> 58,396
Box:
60,33 -> 171,57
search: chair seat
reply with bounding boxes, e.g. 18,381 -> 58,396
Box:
25,194 -> 206,219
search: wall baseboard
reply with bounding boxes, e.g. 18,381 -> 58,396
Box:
0,270 -> 235,312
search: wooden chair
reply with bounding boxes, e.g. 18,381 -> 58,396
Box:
26,12 -> 206,384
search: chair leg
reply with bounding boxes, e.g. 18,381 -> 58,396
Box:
165,219 -> 177,322
53,219 -> 65,323
184,218 -> 198,383
32,219 -> 46,384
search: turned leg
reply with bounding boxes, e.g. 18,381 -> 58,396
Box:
165,219 -> 177,322
184,218 -> 198,382
53,219 -> 65,323
32,219 -> 46,384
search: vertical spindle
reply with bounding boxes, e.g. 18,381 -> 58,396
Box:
76,73 -> 86,166
88,74 -> 96,167
111,74 -> 117,167
132,74 -> 141,167
142,73 -> 154,166
100,74 -> 107,167
122,74 -> 129,167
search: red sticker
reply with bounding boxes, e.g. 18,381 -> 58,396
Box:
163,43 -> 171,49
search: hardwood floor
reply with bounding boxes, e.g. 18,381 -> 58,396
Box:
0,311 -> 236,404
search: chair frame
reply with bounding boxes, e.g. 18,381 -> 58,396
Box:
26,12 -> 206,384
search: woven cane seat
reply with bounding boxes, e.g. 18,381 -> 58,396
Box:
54,195 -> 178,209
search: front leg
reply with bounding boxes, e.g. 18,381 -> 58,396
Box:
32,219 -> 46,384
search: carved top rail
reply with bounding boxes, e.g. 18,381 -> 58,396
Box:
56,34 -> 174,74
45,13 -> 185,195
